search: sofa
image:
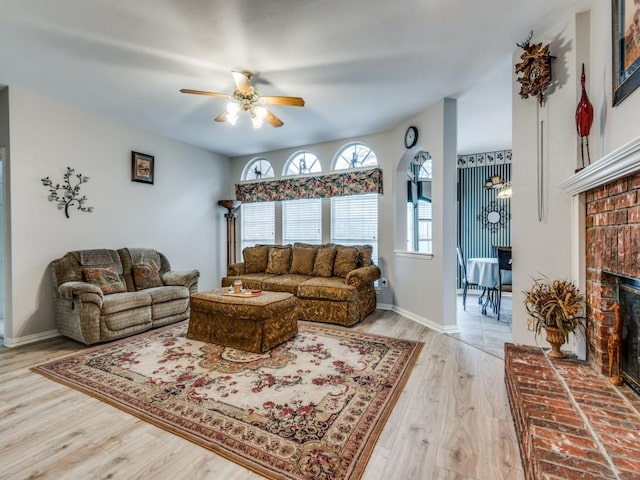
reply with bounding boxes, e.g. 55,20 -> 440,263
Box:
221,243 -> 381,326
50,248 -> 199,345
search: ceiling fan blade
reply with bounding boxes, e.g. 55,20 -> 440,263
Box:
259,96 -> 305,107
214,111 -> 227,122
265,111 -> 284,128
180,88 -> 230,99
231,71 -> 252,93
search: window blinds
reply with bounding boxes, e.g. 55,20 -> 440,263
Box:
283,199 -> 322,244
331,194 -> 378,264
240,202 -> 275,251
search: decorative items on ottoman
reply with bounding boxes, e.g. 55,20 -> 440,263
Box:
221,243 -> 381,326
187,290 -> 297,353
50,248 -> 199,345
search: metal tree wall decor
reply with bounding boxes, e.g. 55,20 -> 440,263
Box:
41,167 -> 94,218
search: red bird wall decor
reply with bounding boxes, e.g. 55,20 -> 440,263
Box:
575,63 -> 594,170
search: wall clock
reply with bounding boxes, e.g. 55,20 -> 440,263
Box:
515,31 -> 553,106
404,126 -> 418,149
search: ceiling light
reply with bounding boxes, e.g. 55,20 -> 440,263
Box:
497,182 -> 512,199
251,106 -> 267,128
225,102 -> 240,125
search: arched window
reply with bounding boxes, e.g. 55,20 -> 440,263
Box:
284,151 -> 321,176
407,151 -> 432,253
282,152 -> 322,244
240,158 -> 275,251
242,157 -> 274,181
331,143 -> 379,264
333,143 -> 378,170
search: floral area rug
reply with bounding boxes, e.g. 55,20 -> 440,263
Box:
33,321 -> 423,480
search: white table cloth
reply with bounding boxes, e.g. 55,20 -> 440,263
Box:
467,257 -> 500,288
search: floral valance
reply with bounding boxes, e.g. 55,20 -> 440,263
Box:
235,167 -> 383,203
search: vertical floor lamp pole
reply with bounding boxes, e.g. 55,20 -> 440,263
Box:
218,200 -> 241,267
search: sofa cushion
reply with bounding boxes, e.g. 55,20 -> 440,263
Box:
333,246 -> 359,278
243,245 -> 269,273
83,267 -> 127,295
262,274 -> 313,294
293,242 -> 321,250
297,277 -> 357,302
353,245 -> 374,267
144,285 -> 190,303
312,247 -> 337,277
266,247 -> 292,274
133,264 -> 163,290
101,291 -> 152,315
146,286 -> 189,320
290,247 -> 317,275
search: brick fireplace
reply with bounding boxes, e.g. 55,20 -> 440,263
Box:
585,171 -> 640,377
504,139 -> 640,479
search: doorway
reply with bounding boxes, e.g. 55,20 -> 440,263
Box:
453,150 -> 512,358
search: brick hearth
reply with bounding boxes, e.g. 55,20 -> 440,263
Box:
505,344 -> 640,480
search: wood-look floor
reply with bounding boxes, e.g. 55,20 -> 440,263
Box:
0,309 -> 524,480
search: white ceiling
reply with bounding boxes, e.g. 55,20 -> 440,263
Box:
0,0 -> 586,157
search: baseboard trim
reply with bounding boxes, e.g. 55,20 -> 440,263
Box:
375,303 -> 393,311
390,305 -> 460,334
3,329 -> 60,348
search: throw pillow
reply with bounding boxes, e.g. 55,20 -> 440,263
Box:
83,267 -> 126,295
293,242 -> 321,250
133,264 -> 163,291
243,246 -> 269,273
354,244 -> 373,267
290,247 -> 317,275
265,247 -> 292,274
333,246 -> 359,278
312,247 -> 337,277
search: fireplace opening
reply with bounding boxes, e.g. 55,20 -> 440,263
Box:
617,275 -> 640,395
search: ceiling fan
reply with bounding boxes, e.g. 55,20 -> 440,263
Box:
180,71 -> 305,128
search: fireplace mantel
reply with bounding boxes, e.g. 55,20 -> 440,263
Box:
559,136 -> 640,195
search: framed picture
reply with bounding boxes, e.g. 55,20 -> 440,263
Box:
613,0 -> 640,105
131,151 -> 154,184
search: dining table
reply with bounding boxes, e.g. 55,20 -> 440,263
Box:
466,257 -> 512,315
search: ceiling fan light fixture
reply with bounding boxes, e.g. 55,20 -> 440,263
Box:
181,71 -> 303,129
227,101 -> 241,115
226,101 -> 241,125
251,117 -> 263,128
251,105 -> 267,128
496,182 -> 512,199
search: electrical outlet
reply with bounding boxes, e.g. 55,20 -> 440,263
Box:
527,316 -> 535,331
381,277 -> 388,287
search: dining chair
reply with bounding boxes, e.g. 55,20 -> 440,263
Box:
457,246 -> 479,310
496,246 -> 512,321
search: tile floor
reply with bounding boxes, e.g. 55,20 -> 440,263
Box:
452,290 -> 512,359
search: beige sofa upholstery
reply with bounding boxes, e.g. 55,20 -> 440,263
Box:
221,243 -> 380,326
50,248 -> 199,345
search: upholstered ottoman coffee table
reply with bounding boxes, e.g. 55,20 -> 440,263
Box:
187,290 -> 297,353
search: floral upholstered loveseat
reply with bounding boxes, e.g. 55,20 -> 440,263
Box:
221,243 -> 381,326
50,248 -> 199,345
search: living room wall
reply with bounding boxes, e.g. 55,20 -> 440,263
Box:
3,87 -> 230,346
512,3 -> 640,347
